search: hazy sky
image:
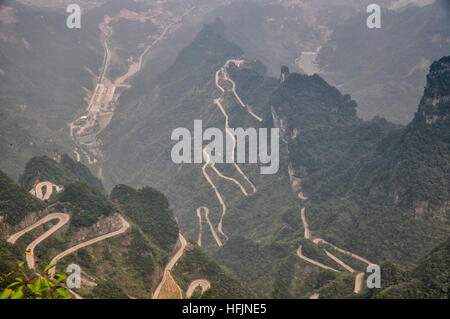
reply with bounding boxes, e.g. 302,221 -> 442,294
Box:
389,0 -> 435,9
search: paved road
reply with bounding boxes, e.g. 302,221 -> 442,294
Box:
196,206 -> 224,247
300,207 -> 310,239
299,206 -> 371,295
354,272 -> 364,294
202,151 -> 228,240
48,215 -> 130,277
196,208 -> 203,246
153,233 -> 187,299
199,61 -> 263,244
7,213 -> 69,245
73,150 -> 81,162
211,162 -> 248,196
354,272 -> 364,293
7,213 -> 70,269
30,181 -> 63,200
202,207 -> 223,247
324,250 -> 355,273
222,59 -> 263,122
315,240 -> 370,295
186,279 -> 211,298
296,245 -> 339,272
8,211 -> 80,300
298,192 -> 308,200
212,97 -> 256,194
9,207 -> 130,299
214,64 -> 258,193
233,163 -> 257,193
215,69 -> 225,93
312,238 -> 372,265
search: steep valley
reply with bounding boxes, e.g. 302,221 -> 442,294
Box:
0,0 -> 449,300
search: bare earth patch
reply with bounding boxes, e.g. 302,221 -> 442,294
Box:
157,271 -> 182,299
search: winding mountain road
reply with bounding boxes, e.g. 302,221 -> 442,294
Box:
215,70 -> 225,93
211,162 -> 248,196
233,163 -> 257,193
198,59 -> 264,245
202,207 -> 223,247
202,151 -> 228,241
212,96 -> 257,194
8,213 -> 70,269
6,211 -> 84,299
222,60 -> 263,123
298,204 -> 372,295
30,181 -> 63,200
300,207 -> 310,239
186,279 -> 211,298
298,192 -> 308,200
48,215 -> 130,278
196,208 -> 203,246
324,250 -> 354,273
73,150 -> 81,162
153,233 -> 187,299
312,238 -> 372,265
296,245 -> 339,272
8,184 -> 133,299
70,8 -> 194,172
354,272 -> 364,294
196,206 -> 223,247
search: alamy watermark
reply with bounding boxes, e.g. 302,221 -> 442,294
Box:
66,4 -> 81,29
0,263 -> 81,289
367,4 -> 381,29
66,264 -> 81,289
366,264 -> 381,289
171,120 -> 280,174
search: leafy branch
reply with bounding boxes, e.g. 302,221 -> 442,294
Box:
0,262 -> 71,299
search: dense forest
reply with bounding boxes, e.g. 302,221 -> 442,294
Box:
1,156 -> 253,298
0,170 -> 45,226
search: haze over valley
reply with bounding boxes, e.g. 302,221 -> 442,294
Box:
0,0 -> 449,300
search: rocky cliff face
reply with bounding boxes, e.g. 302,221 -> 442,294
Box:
417,56 -> 450,124
67,213 -> 124,247
401,56 -> 450,221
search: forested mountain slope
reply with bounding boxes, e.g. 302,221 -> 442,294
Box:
1,1 -> 448,299
0,156 -> 251,298
287,57 -> 450,264
373,238 -> 449,299
99,17 -> 449,297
